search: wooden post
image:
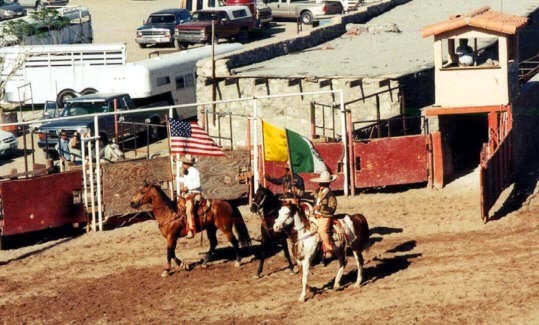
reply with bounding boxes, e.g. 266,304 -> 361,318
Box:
347,110 -> 355,195
246,116 -> 252,204
211,19 -> 216,126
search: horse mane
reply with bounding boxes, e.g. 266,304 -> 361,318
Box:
152,184 -> 177,212
295,204 -> 311,230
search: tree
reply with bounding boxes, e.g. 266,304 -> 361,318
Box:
0,7 -> 70,46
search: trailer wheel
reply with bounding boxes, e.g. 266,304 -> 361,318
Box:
80,88 -> 97,96
300,10 -> 314,25
56,89 -> 79,108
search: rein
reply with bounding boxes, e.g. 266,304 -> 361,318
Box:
157,211 -> 185,228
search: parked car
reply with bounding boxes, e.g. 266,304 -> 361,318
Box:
0,129 -> 18,157
135,8 -> 192,48
37,93 -> 166,157
175,6 -> 255,50
15,0 -> 69,10
264,0 -> 343,25
0,0 -> 26,21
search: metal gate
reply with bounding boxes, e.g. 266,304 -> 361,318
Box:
352,135 -> 430,188
350,115 -> 431,189
480,108 -> 513,222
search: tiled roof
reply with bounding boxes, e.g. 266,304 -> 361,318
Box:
422,6 -> 528,38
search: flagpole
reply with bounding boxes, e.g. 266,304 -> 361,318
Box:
257,119 -> 266,190
165,115 -> 175,199
339,89 -> 349,196
284,128 -> 295,199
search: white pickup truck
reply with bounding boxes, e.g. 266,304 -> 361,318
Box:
263,0 -> 343,25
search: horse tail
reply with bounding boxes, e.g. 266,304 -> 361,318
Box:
352,213 -> 371,251
230,202 -> 251,248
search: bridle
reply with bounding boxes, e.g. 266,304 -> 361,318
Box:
136,185 -> 186,228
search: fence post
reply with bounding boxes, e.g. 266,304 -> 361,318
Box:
339,90 -> 349,196
94,115 -> 103,231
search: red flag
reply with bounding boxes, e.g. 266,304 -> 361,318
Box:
169,118 -> 224,156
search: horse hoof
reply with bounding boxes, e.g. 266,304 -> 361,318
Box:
253,273 -> 263,279
352,283 -> 361,289
234,261 -> 241,268
161,270 -> 170,277
181,263 -> 191,271
298,296 -> 306,303
290,266 -> 299,274
201,263 -> 208,269
333,285 -> 344,291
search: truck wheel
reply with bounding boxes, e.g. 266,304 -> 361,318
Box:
300,11 -> 314,25
56,89 -> 79,108
176,41 -> 189,50
138,43 -> 147,49
238,28 -> 249,44
80,88 -> 97,95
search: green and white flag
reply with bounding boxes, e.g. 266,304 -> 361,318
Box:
286,129 -> 328,174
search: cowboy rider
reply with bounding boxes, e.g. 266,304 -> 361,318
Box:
177,154 -> 201,239
265,164 -> 305,199
311,171 -> 338,262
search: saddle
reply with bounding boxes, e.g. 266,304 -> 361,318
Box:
194,197 -> 212,226
331,215 -> 356,243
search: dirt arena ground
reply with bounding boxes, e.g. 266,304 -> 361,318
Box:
2,168 -> 539,323
2,1 -> 539,323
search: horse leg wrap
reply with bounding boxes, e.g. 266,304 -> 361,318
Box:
167,247 -> 174,264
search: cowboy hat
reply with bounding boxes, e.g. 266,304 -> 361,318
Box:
310,171 -> 337,183
181,154 -> 196,165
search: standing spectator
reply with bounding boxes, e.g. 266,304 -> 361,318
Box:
56,131 -> 71,171
70,131 -> 82,165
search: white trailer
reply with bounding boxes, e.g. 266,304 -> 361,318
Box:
0,6 -> 93,47
0,42 -> 242,117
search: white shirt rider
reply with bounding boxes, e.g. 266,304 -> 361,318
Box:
177,165 -> 202,193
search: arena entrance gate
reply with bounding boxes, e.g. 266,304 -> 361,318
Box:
348,115 -> 432,190
479,107 -> 513,223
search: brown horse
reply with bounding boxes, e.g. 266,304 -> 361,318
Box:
130,181 -> 250,277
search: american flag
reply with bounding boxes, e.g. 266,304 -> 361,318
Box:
169,118 -> 224,156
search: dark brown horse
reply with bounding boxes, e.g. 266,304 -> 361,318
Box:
250,185 -> 313,278
130,181 -> 250,276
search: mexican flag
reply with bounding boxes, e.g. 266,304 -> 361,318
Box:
262,120 -> 327,173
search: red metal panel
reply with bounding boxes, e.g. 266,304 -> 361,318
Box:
264,142 -> 345,193
0,172 -> 86,236
353,135 -> 429,188
480,130 -> 513,222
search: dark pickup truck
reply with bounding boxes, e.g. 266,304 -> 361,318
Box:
174,6 -> 255,50
135,8 -> 192,48
37,93 -> 166,157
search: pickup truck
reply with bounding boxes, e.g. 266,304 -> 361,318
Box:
37,93 -> 166,157
135,8 -> 192,48
264,0 -> 343,25
226,0 -> 273,28
174,6 -> 255,50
